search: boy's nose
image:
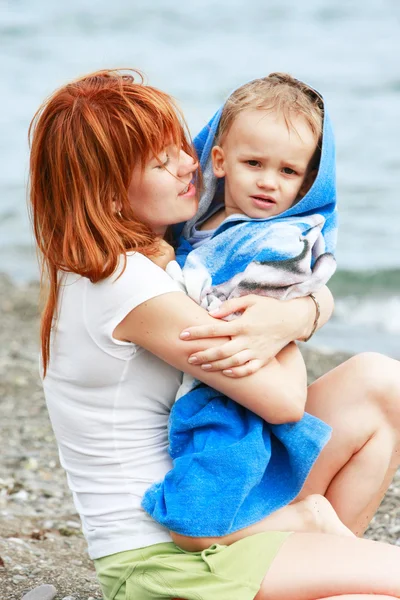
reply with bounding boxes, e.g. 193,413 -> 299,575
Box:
178,150 -> 198,178
257,174 -> 278,190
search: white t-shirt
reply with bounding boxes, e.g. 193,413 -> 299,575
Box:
42,252 -> 184,559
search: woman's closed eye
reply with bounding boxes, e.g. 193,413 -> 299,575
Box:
155,154 -> 170,169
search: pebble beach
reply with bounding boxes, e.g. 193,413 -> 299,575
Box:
0,273 -> 399,600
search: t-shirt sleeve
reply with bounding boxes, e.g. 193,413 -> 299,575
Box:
84,252 -> 185,359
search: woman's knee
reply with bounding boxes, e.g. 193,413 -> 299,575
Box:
346,352 -> 400,423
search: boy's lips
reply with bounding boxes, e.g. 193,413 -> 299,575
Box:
251,195 -> 277,209
251,194 -> 276,202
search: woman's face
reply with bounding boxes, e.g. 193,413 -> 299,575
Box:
128,146 -> 198,236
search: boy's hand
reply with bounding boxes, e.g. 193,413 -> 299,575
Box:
149,239 -> 175,270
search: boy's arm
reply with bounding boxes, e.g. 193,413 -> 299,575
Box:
270,341 -> 308,406
115,292 -> 305,424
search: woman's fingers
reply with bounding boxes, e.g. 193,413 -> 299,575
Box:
187,337 -> 263,376
197,350 -> 254,372
209,295 -> 257,319
180,320 -> 242,340
223,359 -> 263,378
188,340 -> 246,366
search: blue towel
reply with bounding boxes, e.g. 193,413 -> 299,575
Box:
142,80 -> 336,537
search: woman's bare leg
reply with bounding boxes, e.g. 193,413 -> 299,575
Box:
297,353 -> 400,535
255,533 -> 400,600
316,597 -> 398,600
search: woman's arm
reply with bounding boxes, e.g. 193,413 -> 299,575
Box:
114,292 -> 306,424
179,285 -> 334,377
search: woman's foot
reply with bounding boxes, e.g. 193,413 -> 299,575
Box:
300,494 -> 355,537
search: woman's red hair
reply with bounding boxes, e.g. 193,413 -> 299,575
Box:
28,69 -> 195,376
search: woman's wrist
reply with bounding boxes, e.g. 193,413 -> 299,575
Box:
285,286 -> 334,342
284,296 -> 316,342
302,294 -> 321,342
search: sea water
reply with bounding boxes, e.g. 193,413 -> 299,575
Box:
1,0 -> 399,357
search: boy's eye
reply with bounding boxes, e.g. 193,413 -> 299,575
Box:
247,160 -> 260,167
282,167 -> 296,175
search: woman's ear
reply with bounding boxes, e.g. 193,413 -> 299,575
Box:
211,146 -> 226,178
299,168 -> 317,199
112,197 -> 123,215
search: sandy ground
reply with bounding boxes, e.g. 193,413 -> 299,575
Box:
0,273 -> 399,599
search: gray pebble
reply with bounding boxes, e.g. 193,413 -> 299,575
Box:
43,520 -> 54,529
12,574 -> 27,583
2,555 -> 12,563
12,488 -> 29,501
66,520 -> 81,529
61,597 -> 76,600
22,584 -> 57,600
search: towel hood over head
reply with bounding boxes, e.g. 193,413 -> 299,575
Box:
182,78 -> 337,255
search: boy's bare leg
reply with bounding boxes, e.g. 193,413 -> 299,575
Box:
256,533 -> 400,600
171,494 -> 353,552
296,353 -> 400,535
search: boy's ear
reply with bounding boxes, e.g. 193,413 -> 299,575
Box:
299,168 -> 317,199
211,146 -> 226,178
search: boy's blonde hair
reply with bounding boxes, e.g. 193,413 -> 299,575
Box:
218,72 -> 324,149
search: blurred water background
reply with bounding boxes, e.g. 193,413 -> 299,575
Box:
1,0 -> 399,357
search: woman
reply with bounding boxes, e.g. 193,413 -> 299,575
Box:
29,69 -> 400,600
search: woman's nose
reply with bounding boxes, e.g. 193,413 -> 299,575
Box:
178,150 -> 198,178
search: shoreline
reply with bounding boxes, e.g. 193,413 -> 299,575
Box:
0,273 -> 399,599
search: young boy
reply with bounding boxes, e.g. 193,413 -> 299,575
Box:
143,73 -> 349,549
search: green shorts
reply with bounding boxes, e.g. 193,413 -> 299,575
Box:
94,531 -> 291,600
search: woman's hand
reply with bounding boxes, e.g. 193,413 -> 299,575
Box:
179,295 -> 299,378
179,287 -> 333,377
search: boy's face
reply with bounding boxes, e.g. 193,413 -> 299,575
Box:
212,108 -> 318,219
